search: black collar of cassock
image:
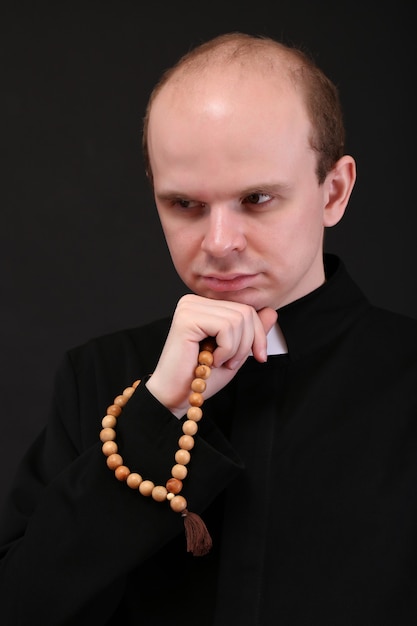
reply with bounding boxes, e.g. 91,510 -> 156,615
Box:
276,254 -> 371,362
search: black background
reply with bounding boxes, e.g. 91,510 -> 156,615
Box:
1,0 -> 416,513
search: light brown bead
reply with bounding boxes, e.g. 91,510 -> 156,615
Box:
139,480 -> 155,496
189,392 -> 204,407
106,404 -> 122,417
170,495 -> 188,513
115,465 -> 130,481
194,364 -> 211,379
175,449 -> 191,465
102,440 -> 118,456
191,378 -> 206,393
187,406 -> 203,422
107,453 -> 124,470
152,485 -> 168,502
171,463 -> 188,480
101,415 -> 117,429
166,477 -> 183,494
132,379 -> 141,388
178,434 -> 194,450
198,350 -> 214,367
126,472 -> 143,489
100,427 -> 116,443
114,394 -> 128,407
122,386 -> 135,398
182,420 -> 198,436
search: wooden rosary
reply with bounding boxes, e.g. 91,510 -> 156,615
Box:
99,337 -> 217,556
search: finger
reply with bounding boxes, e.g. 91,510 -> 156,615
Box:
258,307 -> 278,334
251,307 -> 278,363
176,295 -> 257,369
210,310 -> 253,368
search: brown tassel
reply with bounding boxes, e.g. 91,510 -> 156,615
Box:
182,509 -> 213,556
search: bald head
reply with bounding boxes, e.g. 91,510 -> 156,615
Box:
142,33 -> 346,184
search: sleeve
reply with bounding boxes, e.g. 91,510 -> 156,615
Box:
0,350 -> 243,625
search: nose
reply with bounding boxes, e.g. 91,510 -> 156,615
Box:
201,205 -> 246,258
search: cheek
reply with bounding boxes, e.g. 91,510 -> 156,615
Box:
288,197 -> 325,241
164,227 -> 197,270
259,206 -> 324,262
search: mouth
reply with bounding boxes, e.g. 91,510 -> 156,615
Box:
199,273 -> 258,293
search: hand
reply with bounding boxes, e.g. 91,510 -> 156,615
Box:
146,294 -> 277,417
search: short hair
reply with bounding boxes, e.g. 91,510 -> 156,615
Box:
142,32 -> 346,185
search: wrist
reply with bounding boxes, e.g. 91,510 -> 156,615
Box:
145,374 -> 188,419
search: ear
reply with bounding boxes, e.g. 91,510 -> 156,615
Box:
322,155 -> 356,227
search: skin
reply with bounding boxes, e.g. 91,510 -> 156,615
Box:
145,63 -> 356,416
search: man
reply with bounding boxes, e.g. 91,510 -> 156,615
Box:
0,32 -> 416,625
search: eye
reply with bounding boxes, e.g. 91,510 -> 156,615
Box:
170,198 -> 205,210
244,192 -> 272,206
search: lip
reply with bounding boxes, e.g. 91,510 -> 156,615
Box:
200,273 -> 258,292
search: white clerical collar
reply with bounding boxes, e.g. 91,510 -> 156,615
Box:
267,322 -> 288,355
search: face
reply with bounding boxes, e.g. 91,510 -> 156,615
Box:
147,66 -> 338,311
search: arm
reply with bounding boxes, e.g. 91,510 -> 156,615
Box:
0,295 -> 276,624
0,349 -> 242,625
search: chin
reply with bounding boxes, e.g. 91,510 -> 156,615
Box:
204,290 -> 270,311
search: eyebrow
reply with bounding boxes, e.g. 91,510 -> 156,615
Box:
156,190 -> 193,202
238,182 -> 291,196
156,182 -> 291,202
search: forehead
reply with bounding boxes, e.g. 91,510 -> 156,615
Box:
148,80 -> 316,204
148,65 -> 311,170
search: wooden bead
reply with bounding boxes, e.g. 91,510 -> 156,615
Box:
139,480 -> 155,496
182,420 -> 198,436
175,449 -> 191,465
198,350 -> 214,367
170,495 -> 187,513
171,464 -> 188,480
102,440 -> 118,456
166,477 -> 183,494
106,404 -> 122,417
126,472 -> 143,489
199,338 -> 216,352
107,453 -> 123,470
115,465 -> 130,481
100,427 -> 116,442
114,394 -> 128,407
101,415 -> 117,429
187,406 -> 203,421
152,485 -> 168,502
178,434 -> 194,450
191,378 -> 206,393
194,364 -> 211,379
189,392 -> 204,407
122,386 -> 135,398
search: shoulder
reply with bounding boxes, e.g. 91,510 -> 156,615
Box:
365,305 -> 417,337
359,304 -> 417,360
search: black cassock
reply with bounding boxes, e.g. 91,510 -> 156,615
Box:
1,254 -> 417,625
